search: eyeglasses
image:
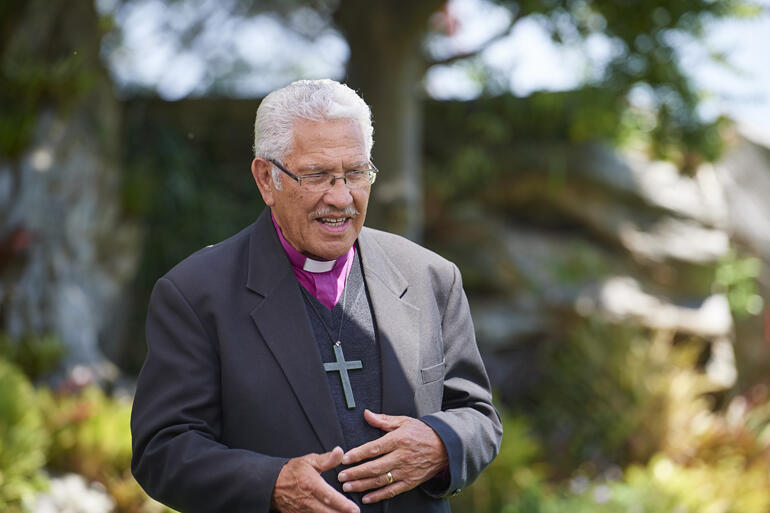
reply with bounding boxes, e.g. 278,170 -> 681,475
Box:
268,159 -> 378,192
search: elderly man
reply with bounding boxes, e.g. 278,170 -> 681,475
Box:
131,79 -> 502,513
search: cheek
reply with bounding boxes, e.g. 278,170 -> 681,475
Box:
353,191 -> 369,210
290,192 -> 314,217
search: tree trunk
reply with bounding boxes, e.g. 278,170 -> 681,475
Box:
0,0 -> 140,381
335,0 -> 444,241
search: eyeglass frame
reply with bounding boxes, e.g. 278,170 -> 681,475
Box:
267,158 -> 378,190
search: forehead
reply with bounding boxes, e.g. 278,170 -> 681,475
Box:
287,118 -> 367,166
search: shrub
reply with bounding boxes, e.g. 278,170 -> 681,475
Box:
482,392 -> 770,513
0,357 -> 49,512
450,415 -> 544,512
714,250 -> 764,319
39,386 -> 132,479
0,333 -> 65,382
38,385 -> 175,513
486,451 -> 770,513
635,454 -> 770,513
518,318 -> 680,475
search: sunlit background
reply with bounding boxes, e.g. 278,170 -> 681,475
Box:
1,0 -> 769,512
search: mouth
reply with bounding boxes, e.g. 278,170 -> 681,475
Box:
310,206 -> 360,234
316,217 -> 350,227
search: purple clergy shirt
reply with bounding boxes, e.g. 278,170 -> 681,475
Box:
271,213 -> 354,310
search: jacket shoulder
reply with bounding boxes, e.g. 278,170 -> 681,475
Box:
361,227 -> 454,270
162,223 -> 253,289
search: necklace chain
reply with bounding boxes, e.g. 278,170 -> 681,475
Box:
300,266 -> 351,346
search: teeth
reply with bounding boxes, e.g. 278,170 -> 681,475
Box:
319,218 -> 346,226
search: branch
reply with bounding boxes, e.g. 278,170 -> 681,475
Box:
428,9 -> 521,67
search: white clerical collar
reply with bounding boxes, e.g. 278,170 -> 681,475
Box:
302,257 -> 336,273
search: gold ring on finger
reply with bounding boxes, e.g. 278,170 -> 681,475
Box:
386,471 -> 394,485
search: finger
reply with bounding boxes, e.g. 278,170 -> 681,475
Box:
338,452 -> 401,482
312,478 -> 360,513
315,502 -> 359,513
341,434 -> 398,465
315,502 -> 360,513
363,409 -> 406,432
361,480 -> 413,505
341,470 -> 395,493
312,446 -> 345,472
273,456 -> 358,513
312,490 -> 360,513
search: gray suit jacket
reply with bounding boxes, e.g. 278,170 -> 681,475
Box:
131,209 -> 502,513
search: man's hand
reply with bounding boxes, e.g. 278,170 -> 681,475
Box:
271,447 -> 360,513
337,410 -> 448,504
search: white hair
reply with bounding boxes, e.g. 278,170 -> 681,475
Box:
253,79 -> 374,189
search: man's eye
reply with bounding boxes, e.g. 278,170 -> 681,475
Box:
303,174 -> 330,185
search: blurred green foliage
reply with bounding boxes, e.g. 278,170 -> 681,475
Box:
0,358 -> 49,512
622,455 -> 770,513
482,451 -> 770,513
547,241 -> 610,285
0,336 -> 172,512
120,99 -> 261,371
513,319 -> 679,474
3,1 -> 768,511
452,413 -> 770,513
451,415 -> 545,512
2,320 -> 768,512
508,0 -> 759,167
38,385 -> 175,513
0,333 -> 65,382
714,250 -> 765,319
424,87 -> 732,216
0,0 -> 106,158
0,51 -> 96,158
39,386 -> 132,481
449,307 -> 770,512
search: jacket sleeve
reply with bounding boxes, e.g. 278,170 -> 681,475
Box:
131,277 -> 288,513
419,263 -> 503,497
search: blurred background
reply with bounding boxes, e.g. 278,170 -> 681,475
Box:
1,0 -> 769,511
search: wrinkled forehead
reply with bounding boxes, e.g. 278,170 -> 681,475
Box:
287,118 -> 368,166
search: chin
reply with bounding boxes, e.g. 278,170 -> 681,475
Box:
316,247 -> 348,261
314,240 -> 354,260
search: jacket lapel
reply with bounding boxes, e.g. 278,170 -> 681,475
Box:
357,229 -> 421,419
246,210 -> 345,452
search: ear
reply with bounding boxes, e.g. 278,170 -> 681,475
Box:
251,158 -> 276,206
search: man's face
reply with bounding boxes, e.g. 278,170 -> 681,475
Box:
258,118 -> 371,260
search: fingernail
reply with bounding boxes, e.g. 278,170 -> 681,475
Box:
362,496 -> 371,504
338,472 -> 348,481
343,483 -> 352,492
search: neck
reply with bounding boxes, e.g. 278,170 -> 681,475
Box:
271,212 -> 352,273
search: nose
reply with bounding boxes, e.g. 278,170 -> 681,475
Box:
323,175 -> 354,208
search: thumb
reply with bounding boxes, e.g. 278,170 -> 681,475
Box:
311,446 -> 344,472
364,409 -> 404,432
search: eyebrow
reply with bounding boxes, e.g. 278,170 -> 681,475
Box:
299,160 -> 370,174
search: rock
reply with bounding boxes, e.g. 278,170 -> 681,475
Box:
0,0 -> 141,382
623,153 -> 728,228
617,217 -> 729,264
576,276 -> 733,338
0,108 -> 140,381
712,129 -> 770,388
715,131 -> 770,258
471,299 -> 549,350
424,139 -> 759,401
